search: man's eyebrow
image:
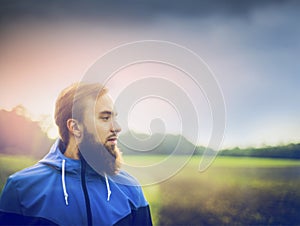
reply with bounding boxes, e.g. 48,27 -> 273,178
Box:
98,111 -> 118,116
99,111 -> 112,115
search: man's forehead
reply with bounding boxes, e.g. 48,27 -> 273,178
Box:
96,93 -> 113,106
85,93 -> 117,113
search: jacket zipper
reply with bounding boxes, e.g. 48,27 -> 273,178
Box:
81,158 -> 93,226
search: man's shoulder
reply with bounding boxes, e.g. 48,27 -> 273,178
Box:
112,170 -> 141,187
111,170 -> 148,208
8,162 -> 53,185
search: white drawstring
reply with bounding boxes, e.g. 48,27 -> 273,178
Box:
104,174 -> 111,201
62,159 -> 110,203
62,159 -> 69,205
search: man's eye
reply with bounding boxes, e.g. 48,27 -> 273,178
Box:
101,117 -> 110,121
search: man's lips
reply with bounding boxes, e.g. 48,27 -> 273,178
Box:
106,136 -> 118,144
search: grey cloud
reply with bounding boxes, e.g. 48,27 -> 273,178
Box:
1,0 -> 299,25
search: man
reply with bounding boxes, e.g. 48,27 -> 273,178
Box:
0,83 -> 152,226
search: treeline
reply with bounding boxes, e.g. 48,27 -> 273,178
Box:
0,106 -> 53,159
219,144 -> 300,159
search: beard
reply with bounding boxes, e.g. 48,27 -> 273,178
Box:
78,128 -> 122,176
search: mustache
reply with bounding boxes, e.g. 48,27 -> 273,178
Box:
106,134 -> 118,140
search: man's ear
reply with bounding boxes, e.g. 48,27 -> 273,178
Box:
66,119 -> 83,140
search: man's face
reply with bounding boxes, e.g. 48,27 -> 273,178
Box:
84,93 -> 121,147
79,93 -> 122,175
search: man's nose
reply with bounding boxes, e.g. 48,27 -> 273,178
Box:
111,120 -> 121,133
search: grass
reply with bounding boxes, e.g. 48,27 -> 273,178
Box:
142,184 -> 161,226
0,154 -> 37,189
124,155 -> 300,225
1,154 -> 300,225
211,156 -> 300,168
155,156 -> 300,225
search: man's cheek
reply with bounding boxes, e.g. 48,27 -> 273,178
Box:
97,136 -> 106,145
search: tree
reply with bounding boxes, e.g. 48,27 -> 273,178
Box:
0,106 -> 53,158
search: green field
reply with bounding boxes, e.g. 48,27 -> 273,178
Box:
1,155 -> 300,225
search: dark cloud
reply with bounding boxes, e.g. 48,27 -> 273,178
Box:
1,0 -> 299,26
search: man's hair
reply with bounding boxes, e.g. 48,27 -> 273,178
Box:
54,82 -> 108,145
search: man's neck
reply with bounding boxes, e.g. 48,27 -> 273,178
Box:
64,138 -> 80,160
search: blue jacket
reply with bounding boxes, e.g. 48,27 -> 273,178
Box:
0,139 -> 152,225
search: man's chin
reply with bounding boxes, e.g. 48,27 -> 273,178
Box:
80,129 -> 122,175
103,144 -> 122,174
104,144 -> 115,155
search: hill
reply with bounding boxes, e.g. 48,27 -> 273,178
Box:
118,131 -> 204,155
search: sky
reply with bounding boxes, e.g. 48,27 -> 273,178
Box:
0,0 -> 299,148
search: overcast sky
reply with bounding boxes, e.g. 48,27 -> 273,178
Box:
0,0 -> 299,148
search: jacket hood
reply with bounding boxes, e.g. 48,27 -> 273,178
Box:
39,139 -> 81,175
39,139 -> 114,204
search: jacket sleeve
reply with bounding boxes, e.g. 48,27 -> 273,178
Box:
0,176 -> 22,225
132,205 -> 153,226
130,184 -> 152,226
114,205 -> 153,226
0,177 -> 58,226
0,176 -> 22,213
